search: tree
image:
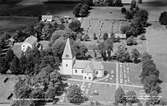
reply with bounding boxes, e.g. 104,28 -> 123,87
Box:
103,33 -> 108,41
130,0 -> 137,9
131,48 -> 140,63
6,49 -> 15,63
68,19 -> 81,32
121,7 -> 126,14
121,24 -> 130,34
72,42 -> 88,60
67,85 -> 86,104
81,0 -> 93,6
10,56 -> 21,74
126,91 -> 138,106
79,4 -> 89,17
50,30 -> 66,45
125,11 -> 133,20
141,52 -> 152,62
98,38 -> 113,61
115,45 -> 130,62
0,57 -> 9,74
127,36 -> 137,46
93,33 -> 98,40
41,23 -> 55,40
134,9 -> 149,27
113,0 -> 123,7
159,11 -> 167,26
115,87 -> 126,105
51,37 -> 66,60
73,3 -> 82,17
20,54 -> 27,74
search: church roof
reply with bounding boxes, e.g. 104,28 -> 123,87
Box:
62,38 -> 73,59
84,64 -> 95,73
73,60 -> 116,74
73,60 -> 90,69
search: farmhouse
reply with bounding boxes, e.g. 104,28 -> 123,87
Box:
60,38 -> 115,80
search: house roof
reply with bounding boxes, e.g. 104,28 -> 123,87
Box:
12,43 -> 23,58
62,38 -> 73,59
24,36 -> 37,45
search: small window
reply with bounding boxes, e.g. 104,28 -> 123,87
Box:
96,71 -> 98,75
85,76 -> 86,79
89,77 -> 91,80
66,64 -> 68,67
82,70 -> 84,73
75,70 -> 77,73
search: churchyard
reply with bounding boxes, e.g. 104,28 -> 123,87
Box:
0,0 -> 167,106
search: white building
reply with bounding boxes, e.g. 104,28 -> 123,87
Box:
21,36 -> 37,52
42,15 -> 53,22
60,38 -> 116,80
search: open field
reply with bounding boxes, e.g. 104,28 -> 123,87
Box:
145,22 -> 167,99
0,17 -> 37,32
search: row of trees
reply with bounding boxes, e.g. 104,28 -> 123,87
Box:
140,52 -> 163,105
121,0 -> 149,38
12,65 -> 67,106
73,3 -> 91,17
93,0 -> 123,6
115,87 -> 139,106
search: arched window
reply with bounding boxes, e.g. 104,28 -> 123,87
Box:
75,70 -> 77,73
66,64 -> 68,67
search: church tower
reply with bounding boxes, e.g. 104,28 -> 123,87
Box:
61,38 -> 74,75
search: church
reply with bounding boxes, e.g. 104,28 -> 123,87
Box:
60,38 -> 116,80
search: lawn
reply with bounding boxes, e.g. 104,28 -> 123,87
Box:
0,3 -> 75,17
0,17 -> 37,32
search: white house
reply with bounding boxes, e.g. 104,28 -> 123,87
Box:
21,36 -> 37,52
60,38 -> 115,80
42,15 -> 53,22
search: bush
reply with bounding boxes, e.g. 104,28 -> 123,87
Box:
130,0 -> 137,9
125,11 -> 134,20
73,3 -> 90,17
121,7 -> 126,14
127,36 -> 137,46
73,3 -> 82,17
80,0 -> 93,6
140,35 -> 146,40
67,85 -> 86,104
159,11 -> 167,25
121,24 -> 130,34
69,19 -> 81,32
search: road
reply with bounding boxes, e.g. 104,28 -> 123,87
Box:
68,79 -> 143,88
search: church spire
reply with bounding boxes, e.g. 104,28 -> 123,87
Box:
62,38 -> 73,59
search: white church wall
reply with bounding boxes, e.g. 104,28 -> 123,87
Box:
62,59 -> 73,75
72,68 -> 84,76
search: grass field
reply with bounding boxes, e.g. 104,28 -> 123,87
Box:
0,17 -> 37,32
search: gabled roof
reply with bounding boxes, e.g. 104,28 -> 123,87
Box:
12,43 -> 23,58
84,64 -> 94,73
73,60 -> 90,69
62,38 -> 73,59
24,36 -> 37,45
